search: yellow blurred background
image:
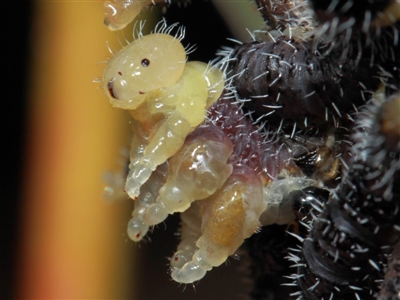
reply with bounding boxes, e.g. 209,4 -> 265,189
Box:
17,1 -> 137,298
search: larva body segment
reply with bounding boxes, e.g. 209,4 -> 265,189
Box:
157,125 -> 234,209
226,35 -> 381,128
290,186 -> 330,222
255,0 -> 314,32
169,201 -> 202,270
103,0 -> 153,31
127,162 -> 168,242
290,95 -> 400,299
259,177 -> 317,226
165,95 -> 322,284
103,31 -> 224,200
141,124 -> 234,226
171,165 -> 266,284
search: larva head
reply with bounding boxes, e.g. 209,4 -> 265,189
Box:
103,33 -> 186,110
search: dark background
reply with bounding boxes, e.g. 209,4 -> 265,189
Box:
2,1 -> 33,298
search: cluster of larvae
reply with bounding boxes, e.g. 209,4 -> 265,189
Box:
101,4 -> 315,284
102,24 -> 253,283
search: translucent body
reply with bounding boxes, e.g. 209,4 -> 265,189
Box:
259,177 -> 316,226
170,165 -> 266,283
127,163 -> 168,241
143,125 -> 234,225
103,33 -> 224,200
103,0 -> 153,31
124,123 -> 270,284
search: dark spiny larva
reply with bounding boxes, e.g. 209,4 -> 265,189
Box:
226,35 -> 381,130
221,1 -> 400,299
308,0 -> 400,64
216,1 -> 400,299
290,187 -> 330,222
290,96 -> 400,299
254,0 -> 314,31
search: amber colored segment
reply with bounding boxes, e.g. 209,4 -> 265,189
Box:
203,183 -> 246,249
16,1 -> 156,299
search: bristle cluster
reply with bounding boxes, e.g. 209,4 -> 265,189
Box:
224,34 -> 381,133
255,0 -> 315,33
287,96 -> 400,299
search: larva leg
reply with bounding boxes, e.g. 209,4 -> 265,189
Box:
126,118 -> 149,176
142,124 -> 234,225
103,0 -> 152,31
127,163 -> 168,241
170,201 -> 202,269
170,165 -> 266,284
125,111 -> 192,199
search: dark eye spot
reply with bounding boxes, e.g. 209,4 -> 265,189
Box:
141,58 -> 150,67
118,71 -> 122,75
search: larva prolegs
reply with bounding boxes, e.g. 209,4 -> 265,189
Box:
170,201 -> 202,269
170,165 -> 266,284
125,111 -> 191,199
127,163 -> 168,242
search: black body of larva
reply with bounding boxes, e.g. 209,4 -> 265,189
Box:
290,187 -> 330,222
227,36 -> 381,129
223,1 -> 400,298
254,0 -> 313,30
293,99 -> 400,299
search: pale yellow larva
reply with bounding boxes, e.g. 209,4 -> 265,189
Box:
103,0 -> 152,31
102,21 -> 224,210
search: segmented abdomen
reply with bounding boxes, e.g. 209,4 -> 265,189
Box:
294,96 -> 400,299
227,36 -> 381,128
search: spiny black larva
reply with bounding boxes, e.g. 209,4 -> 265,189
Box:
224,35 -> 381,131
308,0 -> 400,63
254,0 -> 315,32
289,95 -> 400,300
289,187 -> 330,222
